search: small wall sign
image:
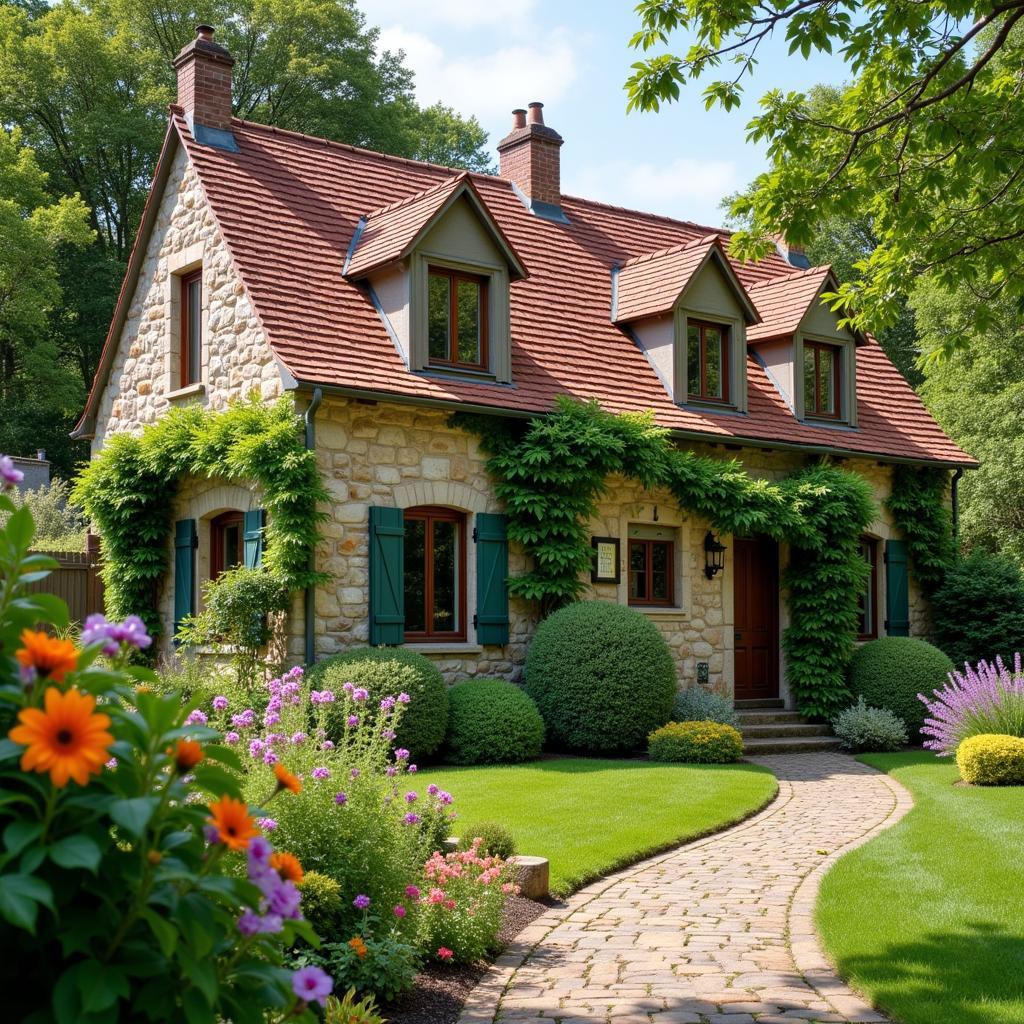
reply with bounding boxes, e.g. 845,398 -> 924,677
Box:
591,536 -> 621,584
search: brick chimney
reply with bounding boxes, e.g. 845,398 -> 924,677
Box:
174,25 -> 234,132
497,102 -> 564,214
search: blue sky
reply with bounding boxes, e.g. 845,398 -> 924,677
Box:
357,0 -> 851,226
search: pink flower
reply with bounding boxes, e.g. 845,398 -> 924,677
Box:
444,898 -> 456,910
312,766 -> 330,780
437,947 -> 454,961
291,966 -> 333,1006
0,454 -> 24,487
405,885 -> 421,899
212,695 -> 228,711
224,731 -> 240,745
428,888 -> 446,904
427,783 -> 439,796
393,904 -> 407,918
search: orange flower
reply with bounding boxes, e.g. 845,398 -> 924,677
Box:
9,687 -> 113,788
273,762 -> 301,794
270,851 -> 304,884
348,936 -> 368,959
16,629 -> 79,683
171,738 -> 203,771
207,795 -> 259,851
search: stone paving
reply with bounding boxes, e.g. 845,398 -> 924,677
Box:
458,752 -> 913,1024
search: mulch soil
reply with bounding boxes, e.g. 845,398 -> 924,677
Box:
383,896 -> 554,1024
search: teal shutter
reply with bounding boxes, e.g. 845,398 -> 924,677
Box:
243,509 -> 265,568
474,513 -> 509,645
884,539 -> 910,637
173,518 -> 197,641
369,507 -> 404,645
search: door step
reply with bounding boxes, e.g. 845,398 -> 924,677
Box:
739,722 -> 832,739
735,710 -> 805,725
734,704 -> 842,755
734,698 -> 785,709
742,735 -> 844,755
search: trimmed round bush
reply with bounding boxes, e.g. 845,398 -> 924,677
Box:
309,647 -> 449,760
444,678 -> 544,765
296,870 -> 343,935
956,733 -> 1024,786
525,601 -> 676,754
673,687 -> 738,728
847,637 -> 953,736
831,696 -> 908,753
648,721 -> 744,763
458,822 -> 517,860
932,553 -> 1024,669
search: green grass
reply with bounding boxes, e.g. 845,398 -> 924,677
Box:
415,758 -> 777,897
817,751 -> 1024,1024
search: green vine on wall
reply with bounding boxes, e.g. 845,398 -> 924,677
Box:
73,396 -> 329,639
454,397 -> 876,719
886,464 -> 955,594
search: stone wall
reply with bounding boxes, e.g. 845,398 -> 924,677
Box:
91,146 -> 283,451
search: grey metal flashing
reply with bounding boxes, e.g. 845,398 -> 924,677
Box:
342,218 -> 367,277
365,283 -> 409,368
609,266 -> 619,323
509,182 -> 570,224
191,121 -> 239,153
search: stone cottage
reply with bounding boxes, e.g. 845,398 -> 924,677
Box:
74,26 -> 975,710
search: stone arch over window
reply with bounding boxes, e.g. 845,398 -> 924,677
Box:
391,481 -> 488,515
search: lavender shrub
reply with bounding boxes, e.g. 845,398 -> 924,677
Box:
919,653 -> 1024,755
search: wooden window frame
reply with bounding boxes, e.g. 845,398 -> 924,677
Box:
427,266 -> 489,372
686,320 -> 730,405
403,505 -> 467,642
858,536 -> 879,640
628,538 -> 675,607
804,340 -> 843,420
180,269 -> 203,387
210,510 -> 243,580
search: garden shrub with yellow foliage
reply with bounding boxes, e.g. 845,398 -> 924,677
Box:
956,733 -> 1024,786
0,455 -> 331,1021
648,721 -> 745,763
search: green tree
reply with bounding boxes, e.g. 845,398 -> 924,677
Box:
0,127 -> 93,476
626,2 -> 1024,349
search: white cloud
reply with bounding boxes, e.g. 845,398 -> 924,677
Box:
377,26 -> 578,124
565,157 -> 741,226
360,0 -> 537,32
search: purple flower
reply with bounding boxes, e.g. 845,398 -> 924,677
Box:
404,791 -> 418,804
268,879 -> 302,919
403,812 -> 421,825
334,792 -> 348,806
257,817 -> 278,831
82,613 -> 152,654
408,764 -> 418,774
262,749 -> 278,765
381,728 -> 396,741
0,454 -> 24,487
342,682 -> 354,694
258,912 -> 284,934
266,732 -> 286,746
291,966 -> 333,1007
310,689 -> 335,704
437,790 -> 453,806
393,904 -> 407,918
346,714 -> 359,728
105,757 -> 118,770
380,696 -> 396,710
232,709 -> 256,728
247,835 -> 272,870
386,766 -> 397,777
405,885 -> 421,899
311,766 -> 330,780
394,748 -> 410,762
282,680 -> 300,697
81,614 -> 121,656
263,711 -> 280,727
224,731 -> 240,745
212,695 -> 229,711
397,692 -> 411,704
321,740 -> 334,750
249,739 -> 264,758
185,709 -> 208,726
427,783 -> 439,796
267,695 -> 282,712
353,894 -> 371,910
237,908 -> 263,937
352,687 -> 369,702
350,768 -> 360,780
203,824 -> 220,844
288,665 -> 304,680
291,731 -> 307,745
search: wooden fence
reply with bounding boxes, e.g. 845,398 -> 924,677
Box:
26,534 -> 105,624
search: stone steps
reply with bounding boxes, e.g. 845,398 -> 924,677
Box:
740,722 -> 832,739
735,704 -> 843,755
743,734 -> 844,755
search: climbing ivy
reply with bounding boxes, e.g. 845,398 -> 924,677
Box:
886,464 -> 955,594
73,396 -> 329,639
455,397 -> 876,719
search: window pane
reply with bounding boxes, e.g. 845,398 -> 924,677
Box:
455,279 -> 481,365
804,346 -> 817,412
187,278 -> 202,384
651,542 -> 670,601
818,346 -> 836,414
224,523 -> 241,571
403,519 -> 426,633
704,327 -> 723,399
629,541 -> 647,601
687,326 -> 700,396
428,274 -> 450,361
431,519 -> 457,632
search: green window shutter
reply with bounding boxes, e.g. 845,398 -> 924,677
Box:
474,513 -> 509,645
173,518 -> 197,641
369,506 -> 404,645
884,539 -> 910,637
243,509 -> 265,568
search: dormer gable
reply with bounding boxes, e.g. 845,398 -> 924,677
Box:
613,235 -> 759,412
344,175 -> 527,385
747,267 -> 863,426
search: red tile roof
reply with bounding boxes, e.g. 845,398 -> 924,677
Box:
614,235 -> 757,324
78,110 -> 974,467
747,266 -> 849,343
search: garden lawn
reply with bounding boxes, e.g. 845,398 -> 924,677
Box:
817,752 -> 1024,1024
415,758 -> 776,897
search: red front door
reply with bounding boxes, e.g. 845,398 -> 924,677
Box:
733,537 -> 780,701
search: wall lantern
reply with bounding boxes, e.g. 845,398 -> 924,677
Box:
703,531 -> 727,579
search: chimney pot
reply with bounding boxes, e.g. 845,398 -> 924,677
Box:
174,23 -> 235,132
512,108 -> 527,129
527,101 -> 544,125
497,100 -> 563,212
196,24 -> 215,40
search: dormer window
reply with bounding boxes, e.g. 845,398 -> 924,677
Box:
803,340 -> 841,419
427,268 -> 489,371
687,321 -> 729,404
